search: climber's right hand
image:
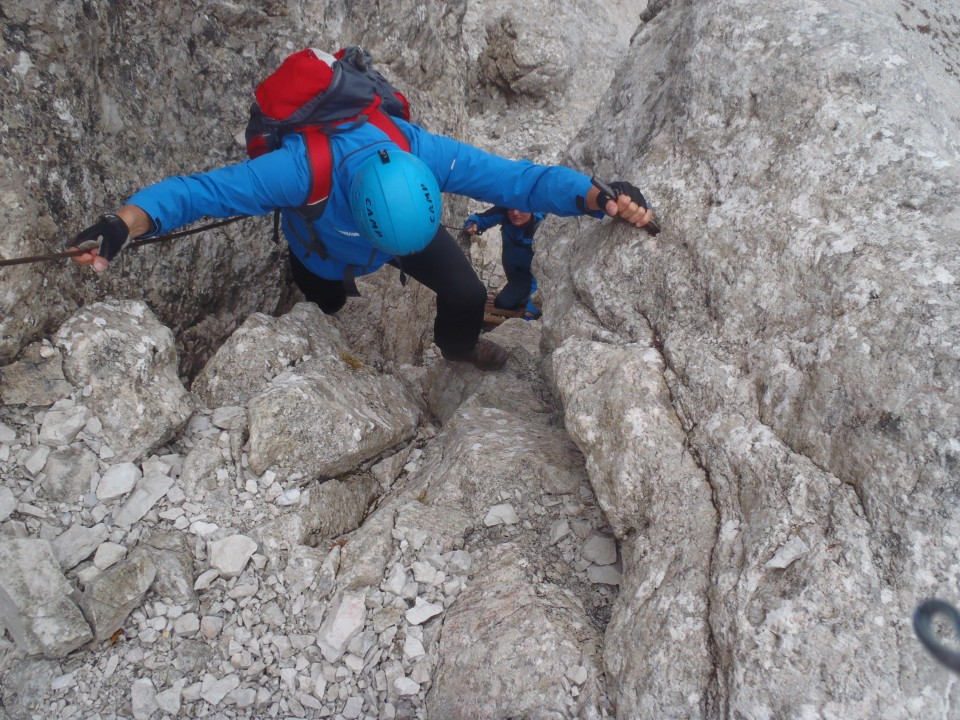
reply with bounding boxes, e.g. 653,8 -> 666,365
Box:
590,178 -> 660,236
69,214 -> 130,272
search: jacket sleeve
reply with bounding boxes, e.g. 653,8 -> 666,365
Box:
469,206 -> 508,232
399,121 -> 597,218
126,138 -> 311,236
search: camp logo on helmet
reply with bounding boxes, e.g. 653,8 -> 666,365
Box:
420,183 -> 437,223
364,198 -> 384,239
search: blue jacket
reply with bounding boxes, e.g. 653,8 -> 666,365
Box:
128,118 -> 598,280
465,207 -> 545,249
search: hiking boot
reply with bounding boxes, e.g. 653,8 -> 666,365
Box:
448,338 -> 508,371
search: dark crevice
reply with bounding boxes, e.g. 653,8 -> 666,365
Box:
685,436 -> 726,718
638,311 -> 725,716
640,0 -> 671,23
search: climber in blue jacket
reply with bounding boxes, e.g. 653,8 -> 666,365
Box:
463,207 -> 544,318
69,98 -> 655,372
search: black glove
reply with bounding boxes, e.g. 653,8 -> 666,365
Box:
70,214 -> 130,261
591,176 -> 661,236
596,180 -> 647,211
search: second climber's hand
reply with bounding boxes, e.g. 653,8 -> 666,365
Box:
459,222 -> 480,244
591,177 -> 661,236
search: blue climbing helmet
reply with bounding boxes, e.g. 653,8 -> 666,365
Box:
349,149 -> 441,255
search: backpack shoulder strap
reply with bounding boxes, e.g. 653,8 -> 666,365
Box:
288,127 -> 333,260
291,109 -> 412,260
301,127 -> 334,213
368,109 -> 410,151
299,108 -> 409,213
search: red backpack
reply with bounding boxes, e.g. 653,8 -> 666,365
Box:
245,47 -> 412,256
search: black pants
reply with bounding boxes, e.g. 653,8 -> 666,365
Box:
289,226 -> 487,358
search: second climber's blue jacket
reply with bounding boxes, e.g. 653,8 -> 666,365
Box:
128,118 -> 600,281
465,206 -> 545,275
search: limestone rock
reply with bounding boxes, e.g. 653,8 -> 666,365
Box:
335,507 -> 398,592
179,436 -> 226,500
51,523 -> 110,571
0,344 -> 73,407
246,334 -> 420,481
40,446 -> 98,502
93,542 -> 127,571
80,549 -> 157,642
427,545 -> 600,719
53,301 -> 194,463
96,462 -> 141,501
38,403 -> 90,447
413,405 -> 587,521
191,305 -> 330,408
208,535 -> 258,579
483,503 -> 519,527
113,473 -> 174,527
317,591 -> 367,663
333,268 -> 437,370
539,0 -> 960,714
424,320 -> 558,424
0,660 -> 62,719
299,475 -> 381,542
475,14 -> 567,106
142,531 -> 200,609
0,537 -> 92,657
552,339 -> 716,713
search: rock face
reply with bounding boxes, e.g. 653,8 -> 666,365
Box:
551,339 -> 716,715
1,0 -> 959,719
542,0 -> 960,717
